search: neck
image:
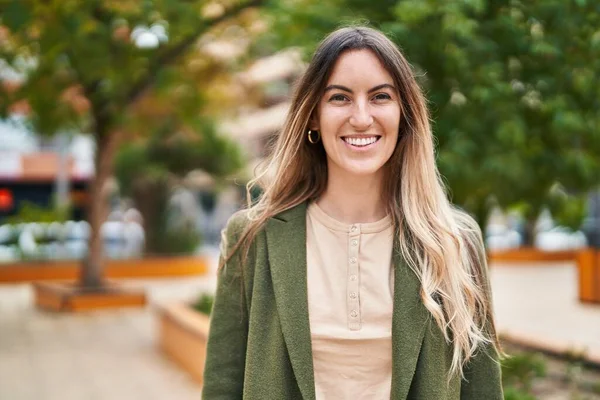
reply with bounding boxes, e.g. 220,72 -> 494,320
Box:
317,165 -> 387,224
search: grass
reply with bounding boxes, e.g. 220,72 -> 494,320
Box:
501,342 -> 600,399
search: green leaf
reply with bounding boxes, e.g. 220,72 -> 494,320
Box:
2,0 -> 32,32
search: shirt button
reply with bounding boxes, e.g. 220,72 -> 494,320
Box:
349,292 -> 357,299
350,225 -> 357,232
349,257 -> 357,264
349,274 -> 357,281
351,239 -> 358,246
350,310 -> 358,318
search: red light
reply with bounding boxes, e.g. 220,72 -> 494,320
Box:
0,189 -> 13,210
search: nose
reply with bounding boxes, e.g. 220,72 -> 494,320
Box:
348,99 -> 373,130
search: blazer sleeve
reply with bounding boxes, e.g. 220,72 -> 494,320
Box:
202,214 -> 250,400
460,239 -> 504,400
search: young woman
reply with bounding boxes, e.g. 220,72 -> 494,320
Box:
202,26 -> 504,399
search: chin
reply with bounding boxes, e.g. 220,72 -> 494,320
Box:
341,161 -> 385,177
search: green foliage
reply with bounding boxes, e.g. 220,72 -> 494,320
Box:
547,184 -> 588,230
114,120 -> 243,196
0,0 -> 261,286
153,224 -> 202,255
502,386 -> 537,400
252,0 -> 343,58
3,0 -> 600,245
6,201 -> 70,224
147,119 -> 243,180
565,361 -> 584,386
113,144 -> 149,195
117,172 -> 201,255
263,0 -> 600,231
193,293 -> 214,315
386,0 -> 600,225
502,352 -> 547,393
0,1 -> 265,135
113,118 -> 242,255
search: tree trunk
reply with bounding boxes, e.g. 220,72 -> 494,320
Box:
131,176 -> 170,255
522,218 -> 537,247
79,131 -> 121,289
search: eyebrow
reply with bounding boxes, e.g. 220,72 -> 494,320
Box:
323,83 -> 396,94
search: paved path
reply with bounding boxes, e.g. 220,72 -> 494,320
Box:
0,276 -> 217,400
1,256 -> 599,399
491,261 -> 600,362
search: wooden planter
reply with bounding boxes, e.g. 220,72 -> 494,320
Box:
157,303 -> 210,384
577,248 -> 600,304
0,255 -> 208,283
488,247 -> 577,263
34,281 -> 147,312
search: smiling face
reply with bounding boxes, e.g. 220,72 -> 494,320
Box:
312,49 -> 401,179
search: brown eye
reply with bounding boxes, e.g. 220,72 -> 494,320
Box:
329,94 -> 349,102
373,93 -> 392,101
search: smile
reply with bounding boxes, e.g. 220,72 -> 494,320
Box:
341,136 -> 381,148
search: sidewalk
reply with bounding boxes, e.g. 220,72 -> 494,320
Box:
490,260 -> 600,363
0,276 -> 217,400
0,257 -> 598,399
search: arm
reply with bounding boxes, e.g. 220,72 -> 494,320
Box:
460,235 -> 504,399
202,215 -> 249,399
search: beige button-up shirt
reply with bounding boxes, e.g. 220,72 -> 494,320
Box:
306,201 -> 395,399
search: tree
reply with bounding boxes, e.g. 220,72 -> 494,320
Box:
114,119 -> 243,254
379,1 -> 600,243
261,0 -> 600,244
0,0 -> 263,289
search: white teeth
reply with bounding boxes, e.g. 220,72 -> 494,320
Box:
343,137 -> 378,146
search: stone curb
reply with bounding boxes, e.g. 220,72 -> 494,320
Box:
500,330 -> 600,369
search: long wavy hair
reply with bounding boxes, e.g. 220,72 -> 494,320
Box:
224,26 -> 502,380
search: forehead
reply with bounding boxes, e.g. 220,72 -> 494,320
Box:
326,49 -> 394,86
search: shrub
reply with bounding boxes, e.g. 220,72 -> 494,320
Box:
193,293 -> 214,315
502,351 -> 547,392
503,386 -> 537,400
6,201 -> 70,224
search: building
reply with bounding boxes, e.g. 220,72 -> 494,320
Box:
220,49 -> 304,161
0,118 -> 94,221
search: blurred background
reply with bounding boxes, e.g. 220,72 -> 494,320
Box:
0,0 -> 599,399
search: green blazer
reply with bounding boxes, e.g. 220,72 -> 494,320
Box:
202,202 -> 503,399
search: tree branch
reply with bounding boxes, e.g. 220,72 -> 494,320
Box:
123,0 -> 264,108
91,4 -> 115,26
69,3 -> 117,131
63,49 -> 110,135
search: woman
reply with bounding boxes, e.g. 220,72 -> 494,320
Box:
203,26 -> 504,399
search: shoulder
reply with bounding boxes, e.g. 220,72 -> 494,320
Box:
224,208 -> 253,237
222,202 -> 308,244
219,208 -> 254,255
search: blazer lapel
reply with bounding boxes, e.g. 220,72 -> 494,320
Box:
391,245 -> 430,400
265,202 -> 316,400
265,203 -> 429,400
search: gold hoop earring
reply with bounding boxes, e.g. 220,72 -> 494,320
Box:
308,130 -> 320,144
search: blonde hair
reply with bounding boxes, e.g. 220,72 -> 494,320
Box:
225,26 -> 502,380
